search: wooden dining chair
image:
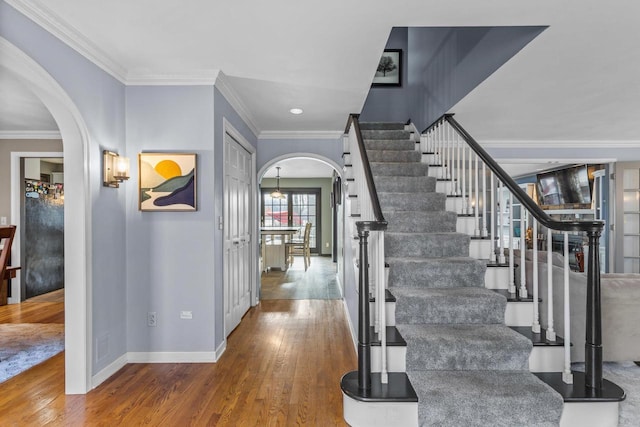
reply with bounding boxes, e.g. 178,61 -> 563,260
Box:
1,225 -> 18,305
287,222 -> 312,271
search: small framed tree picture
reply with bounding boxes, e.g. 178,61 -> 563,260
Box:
372,49 -> 402,87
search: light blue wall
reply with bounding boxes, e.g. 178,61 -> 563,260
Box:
0,0 -> 127,374
125,85 -> 217,353
257,137 -> 342,173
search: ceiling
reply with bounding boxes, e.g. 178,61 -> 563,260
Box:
2,0 -> 639,167
262,158 -> 335,179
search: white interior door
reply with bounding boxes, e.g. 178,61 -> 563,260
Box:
224,133 -> 252,336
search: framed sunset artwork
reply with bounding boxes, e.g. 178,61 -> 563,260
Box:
138,153 -> 197,211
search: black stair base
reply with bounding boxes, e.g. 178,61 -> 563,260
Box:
511,326 -> 566,346
534,372 -> 626,402
341,371 -> 418,403
369,326 -> 406,346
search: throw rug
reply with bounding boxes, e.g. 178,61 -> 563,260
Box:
0,323 -> 64,383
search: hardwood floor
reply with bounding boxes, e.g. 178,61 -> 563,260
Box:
0,298 -> 356,425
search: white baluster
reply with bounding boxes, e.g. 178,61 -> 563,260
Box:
438,125 -> 445,179
498,181 -> 506,264
378,232 -> 387,384
489,171 -> 496,262
508,191 -> 516,294
482,162 -> 488,237
546,228 -> 556,341
475,152 -> 480,236
461,138 -> 467,214
519,210 -> 528,298
562,231 -> 573,384
532,219 -> 541,333
456,131 -> 461,197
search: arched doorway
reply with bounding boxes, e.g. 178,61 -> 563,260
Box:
258,154 -> 344,297
1,37 -> 92,393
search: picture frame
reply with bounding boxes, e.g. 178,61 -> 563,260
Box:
138,153 -> 197,211
372,49 -> 402,87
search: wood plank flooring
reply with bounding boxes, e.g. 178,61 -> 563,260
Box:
0,298 -> 356,425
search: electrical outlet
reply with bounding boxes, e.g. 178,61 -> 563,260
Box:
0,217 -> 6,225
325,242 -> 329,248
180,310 -> 193,319
147,311 -> 157,327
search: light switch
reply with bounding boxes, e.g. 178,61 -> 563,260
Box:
0,217 -> 7,225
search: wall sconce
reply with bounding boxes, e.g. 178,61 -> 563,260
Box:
103,150 -> 130,188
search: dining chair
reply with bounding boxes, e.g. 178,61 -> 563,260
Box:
287,222 -> 312,271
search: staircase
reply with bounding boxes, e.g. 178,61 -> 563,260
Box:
342,122 -> 565,426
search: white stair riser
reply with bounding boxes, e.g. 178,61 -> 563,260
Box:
484,266 -> 510,290
422,153 -> 437,163
529,346 -> 565,372
427,165 -> 443,178
343,395 -> 418,427
505,302 -> 533,327
371,346 -> 406,373
469,239 -> 492,260
456,216 -> 478,235
445,197 -> 467,213
435,180 -> 455,194
560,401 -> 619,427
369,301 -> 396,327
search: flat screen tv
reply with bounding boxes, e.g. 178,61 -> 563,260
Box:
536,165 -> 592,208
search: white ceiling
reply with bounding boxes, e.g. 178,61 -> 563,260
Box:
2,0 -> 640,166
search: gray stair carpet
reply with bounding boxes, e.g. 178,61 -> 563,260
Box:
362,122 -> 564,426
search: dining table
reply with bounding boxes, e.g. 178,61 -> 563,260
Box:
260,226 -> 300,272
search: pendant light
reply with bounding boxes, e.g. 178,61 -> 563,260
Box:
270,166 -> 285,199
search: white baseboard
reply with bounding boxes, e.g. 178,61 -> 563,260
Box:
215,340 -> 227,361
91,353 -> 127,389
343,298 -> 358,354
127,351 -> 216,363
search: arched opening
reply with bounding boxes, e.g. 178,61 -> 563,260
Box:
1,38 -> 92,393
258,154 -> 344,299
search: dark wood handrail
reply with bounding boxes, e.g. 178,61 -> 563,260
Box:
436,113 -> 605,391
444,114 -> 603,234
345,114 -> 386,223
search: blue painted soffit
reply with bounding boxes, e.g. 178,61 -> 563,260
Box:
360,26 -> 547,131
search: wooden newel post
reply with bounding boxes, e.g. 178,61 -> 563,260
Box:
357,227 -> 371,391
585,227 -> 603,390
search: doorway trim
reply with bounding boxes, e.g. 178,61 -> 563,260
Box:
1,37 -> 92,394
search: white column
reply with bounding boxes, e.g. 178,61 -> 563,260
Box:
532,219 -> 541,333
562,231 -> 573,384
546,227 -> 557,341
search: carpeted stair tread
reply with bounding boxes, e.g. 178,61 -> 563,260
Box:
387,257 -> 486,288
371,162 -> 429,177
384,211 -> 457,232
363,139 -> 415,151
361,129 -> 410,140
396,324 -> 532,371
408,370 -> 564,427
374,176 -> 436,193
378,192 -> 446,211
359,122 -> 406,130
366,149 -> 422,163
386,232 -> 470,258
391,287 -> 506,324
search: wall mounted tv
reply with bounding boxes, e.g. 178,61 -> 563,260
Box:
536,165 -> 593,209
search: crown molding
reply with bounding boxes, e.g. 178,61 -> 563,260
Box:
480,139 -> 640,148
126,70 -> 220,86
0,130 -> 61,139
259,131 -> 343,140
214,71 -> 260,137
6,0 -> 127,83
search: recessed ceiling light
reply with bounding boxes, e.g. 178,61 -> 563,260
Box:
289,108 -> 303,115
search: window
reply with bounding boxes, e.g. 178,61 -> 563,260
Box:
262,188 -> 321,252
